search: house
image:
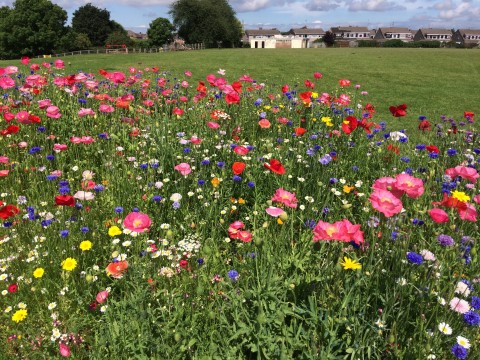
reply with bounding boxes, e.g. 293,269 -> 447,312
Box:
331,26 -> 371,40
413,28 -> 453,42
244,28 -> 282,48
452,29 -> 480,47
374,27 -> 413,42
127,30 -> 148,40
288,26 -> 325,48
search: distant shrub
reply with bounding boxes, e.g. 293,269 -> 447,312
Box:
408,41 -> 441,48
383,39 -> 404,47
358,40 -> 378,47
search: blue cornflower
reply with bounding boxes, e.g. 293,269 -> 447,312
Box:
304,220 -> 317,229
139,163 -> 148,170
99,133 -> 109,139
383,133 -> 390,139
415,144 -> 426,151
58,186 -> 70,194
150,162 -> 159,169
114,207 -> 124,213
29,146 -> 41,154
254,98 -> 262,106
198,180 -> 205,186
232,175 -> 242,182
400,157 -> 410,163
323,207 -> 329,215
183,147 -> 191,153
172,202 -> 181,209
93,185 -> 105,192
46,154 -> 55,161
352,166 -> 359,171
3,222 -> 12,228
471,296 -> 480,310
132,208 -> 140,212
247,181 -> 255,188
399,137 -> 408,143
329,178 -> 338,184
217,161 -> 225,168
429,152 -> 439,159
81,227 -> 89,233
406,252 -> 423,265
59,180 -> 69,186
228,269 -> 239,281
451,344 -> 468,359
201,159 -> 210,165
152,195 -> 162,202
59,230 -> 69,237
447,148 -> 457,156
391,231 -> 398,240
463,310 -> 480,326
197,258 -> 204,265
37,126 -> 46,132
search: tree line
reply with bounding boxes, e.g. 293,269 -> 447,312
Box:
0,0 -> 243,59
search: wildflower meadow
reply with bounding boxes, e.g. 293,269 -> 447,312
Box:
0,56 -> 479,359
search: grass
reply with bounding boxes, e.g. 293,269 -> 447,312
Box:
5,48 -> 477,125
0,49 -> 479,359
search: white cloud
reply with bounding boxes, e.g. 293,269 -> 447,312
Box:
305,0 -> 343,10
348,0 -> 406,11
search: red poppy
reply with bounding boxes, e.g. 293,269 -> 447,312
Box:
264,159 -> 285,175
281,85 -> 289,93
338,79 -> 351,87
464,111 -> 474,119
231,81 -> 242,93
432,193 -> 467,211
358,119 -> 377,134
106,260 -> 128,279
426,145 -> 440,153
387,144 -> 400,154
341,116 -> 358,134
8,283 -> 18,293
225,92 -> 240,105
232,162 -> 246,175
389,104 -> 407,117
0,204 -> 20,219
418,120 -> 431,131
299,92 -> 312,104
304,79 -> 315,88
295,127 -> 307,136
233,146 -> 249,155
55,195 -> 75,207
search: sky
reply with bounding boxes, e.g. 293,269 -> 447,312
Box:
1,0 -> 479,33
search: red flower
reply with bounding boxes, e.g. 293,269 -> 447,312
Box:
418,120 -> 431,131
387,144 -> 400,154
225,92 -> 240,105
341,116 -> 358,134
464,111 -> 474,119
0,204 -> 20,219
338,79 -> 351,87
231,81 -> 242,93
232,162 -> 246,175
8,283 -> 18,293
55,195 -> 75,207
295,127 -> 307,136
264,159 -> 285,175
389,104 -> 407,117
426,145 -> 439,153
281,85 -> 289,93
233,146 -> 249,155
299,91 -> 312,104
304,79 -> 315,88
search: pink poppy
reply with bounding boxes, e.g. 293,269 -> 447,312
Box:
99,104 -> 114,113
96,291 -> 109,304
174,162 -> 192,176
395,173 -> 424,198
239,74 -> 253,82
258,119 -> 271,128
458,203 -> 477,222
369,189 -> 403,217
271,188 -> 298,208
70,137 -> 82,144
21,56 -> 30,65
78,108 -> 95,117
313,72 -> 323,79
0,156 -> 9,163
184,70 -> 192,77
5,66 -> 18,74
233,146 -> 249,155
237,230 -> 253,243
53,144 -> 68,152
0,170 -> 9,177
190,135 -> 202,145
59,343 -> 71,357
372,177 -> 403,199
123,212 -> 151,233
228,221 -> 245,239
54,59 -> 65,69
38,99 -> 52,109
207,121 -> 220,129
428,208 -> 449,223
15,111 -> 31,124
110,72 -> 125,84
445,166 -> 479,184
0,77 -> 15,89
172,107 -> 184,116
46,106 -> 61,119
313,221 -> 345,242
30,63 -> 39,71
73,191 -> 95,201
340,219 -> 364,245
81,136 -> 95,144
474,194 -> 480,204
265,206 -> 286,217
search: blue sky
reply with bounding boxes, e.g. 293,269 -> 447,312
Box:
2,0 -> 479,32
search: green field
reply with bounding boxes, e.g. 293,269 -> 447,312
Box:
4,48 -> 477,125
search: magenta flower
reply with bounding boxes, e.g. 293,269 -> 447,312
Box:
123,212 -> 152,233
59,343 -> 71,357
368,189 -> 403,217
46,106 -> 61,119
174,162 -> 192,176
78,108 -> 95,117
96,290 -> 109,304
99,104 -> 114,113
395,173 -> 424,198
271,188 -> 298,208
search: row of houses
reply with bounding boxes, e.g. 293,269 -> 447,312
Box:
244,26 -> 480,49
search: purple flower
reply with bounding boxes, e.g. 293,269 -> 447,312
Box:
463,310 -> 480,326
471,296 -> 480,310
228,269 -> 239,281
437,234 -> 454,247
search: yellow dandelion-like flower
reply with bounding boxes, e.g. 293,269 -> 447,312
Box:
238,198 -> 246,205
451,190 -> 470,202
79,240 -> 93,251
33,268 -> 44,279
61,257 -> 77,271
12,309 -> 27,323
321,116 -> 333,127
340,256 -> 362,271
343,185 -> 355,194
211,177 -> 221,188
108,226 -> 122,237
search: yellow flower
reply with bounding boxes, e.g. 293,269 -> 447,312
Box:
33,268 -> 44,279
211,177 -> 221,188
108,226 -> 122,237
321,116 -> 333,127
311,92 -> 319,99
79,240 -> 93,251
61,257 -> 77,271
343,185 -> 355,193
12,309 -> 27,323
238,198 -> 246,205
340,256 -> 362,270
263,105 -> 271,110
451,190 -> 470,202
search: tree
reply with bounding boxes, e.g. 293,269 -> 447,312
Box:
147,17 -> 175,47
322,31 -> 336,47
0,0 -> 68,58
169,0 -> 242,48
106,31 -> 133,47
72,3 -> 115,46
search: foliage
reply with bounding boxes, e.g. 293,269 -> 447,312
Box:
106,31 -> 133,47
383,39 -> 405,48
71,3 -> 120,47
147,17 -> 175,47
169,0 -> 242,48
358,40 -> 378,47
73,33 -> 93,50
408,41 -> 442,48
322,31 -> 336,47
0,0 -> 68,59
